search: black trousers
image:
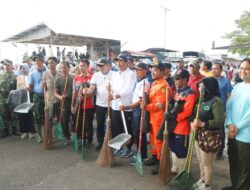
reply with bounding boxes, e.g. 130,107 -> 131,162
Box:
95,105 -> 107,145
228,138 -> 250,190
61,99 -> 71,139
18,111 -> 35,133
111,109 -> 133,149
77,108 -> 94,144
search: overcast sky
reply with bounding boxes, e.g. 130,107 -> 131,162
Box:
0,0 -> 249,62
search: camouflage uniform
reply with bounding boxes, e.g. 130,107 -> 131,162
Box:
28,67 -> 46,142
0,71 -> 18,133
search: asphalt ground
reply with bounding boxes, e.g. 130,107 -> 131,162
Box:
0,132 -> 231,190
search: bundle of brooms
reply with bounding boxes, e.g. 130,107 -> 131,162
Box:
96,83 -> 114,167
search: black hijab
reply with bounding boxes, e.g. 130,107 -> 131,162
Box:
199,77 -> 221,101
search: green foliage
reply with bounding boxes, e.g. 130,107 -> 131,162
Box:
224,11 -> 250,56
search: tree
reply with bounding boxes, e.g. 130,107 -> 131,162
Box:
224,11 -> 250,56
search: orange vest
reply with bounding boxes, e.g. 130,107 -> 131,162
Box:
173,88 -> 196,135
146,77 -> 170,126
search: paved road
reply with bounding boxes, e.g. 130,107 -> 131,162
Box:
0,135 -> 230,190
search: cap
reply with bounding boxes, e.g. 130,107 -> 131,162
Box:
32,53 -> 44,62
134,62 -> 147,70
97,58 -> 110,66
176,58 -> 184,63
174,69 -> 190,80
22,55 -> 32,63
2,59 -> 13,65
188,60 -> 200,68
114,54 -> 128,62
164,63 -> 172,69
150,62 -> 165,71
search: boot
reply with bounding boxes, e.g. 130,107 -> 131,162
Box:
151,160 -> 160,175
144,155 -> 158,166
171,152 -> 179,173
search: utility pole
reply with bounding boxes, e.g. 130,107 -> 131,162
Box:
160,5 -> 170,49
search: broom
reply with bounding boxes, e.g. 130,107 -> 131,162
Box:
135,80 -> 145,176
81,88 -> 87,159
55,76 -> 68,140
96,82 -> 114,167
72,87 -> 82,152
43,87 -> 52,149
159,87 -> 171,185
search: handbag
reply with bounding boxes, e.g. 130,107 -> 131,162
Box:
197,128 -> 221,153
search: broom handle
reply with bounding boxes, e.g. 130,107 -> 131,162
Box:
59,75 -> 69,122
121,111 -> 128,135
82,89 -> 87,141
138,80 -> 145,152
164,87 -> 169,133
107,82 -> 111,120
74,86 -> 82,133
184,89 -> 204,172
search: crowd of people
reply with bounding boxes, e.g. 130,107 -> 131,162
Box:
0,50 -> 250,190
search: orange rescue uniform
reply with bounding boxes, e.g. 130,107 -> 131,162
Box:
146,77 -> 170,160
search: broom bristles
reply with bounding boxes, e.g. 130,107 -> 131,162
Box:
159,132 -> 171,185
96,119 -> 114,167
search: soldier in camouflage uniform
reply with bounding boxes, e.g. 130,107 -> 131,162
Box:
28,54 -> 46,143
0,59 -> 18,136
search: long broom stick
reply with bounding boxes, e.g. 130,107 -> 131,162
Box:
72,86 -> 82,152
43,86 -> 52,149
81,88 -> 87,159
159,87 -> 171,185
96,82 -> 114,167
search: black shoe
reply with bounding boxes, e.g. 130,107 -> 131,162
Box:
144,156 -> 158,166
151,162 -> 159,175
95,144 -> 102,151
222,186 -> 234,190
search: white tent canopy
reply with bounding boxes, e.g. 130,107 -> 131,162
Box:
1,23 -> 121,60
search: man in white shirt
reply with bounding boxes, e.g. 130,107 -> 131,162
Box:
120,62 -> 150,162
110,54 -> 137,158
84,58 -> 114,151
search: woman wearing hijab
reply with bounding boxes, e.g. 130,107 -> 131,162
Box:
190,77 -> 224,190
16,63 -> 35,139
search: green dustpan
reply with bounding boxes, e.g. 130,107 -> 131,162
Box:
135,151 -> 144,176
55,123 -> 64,140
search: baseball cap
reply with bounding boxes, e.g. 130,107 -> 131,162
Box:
97,58 -> 110,66
174,69 -> 190,80
150,62 -> 165,71
188,60 -> 200,68
176,58 -> 184,63
164,63 -> 172,69
134,62 -> 147,70
2,59 -> 13,65
114,54 -> 128,62
32,53 -> 44,62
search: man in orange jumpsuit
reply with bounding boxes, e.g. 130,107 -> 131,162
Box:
141,62 -> 170,175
